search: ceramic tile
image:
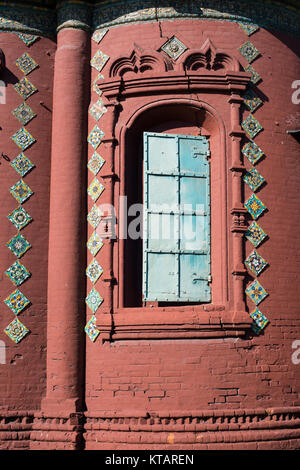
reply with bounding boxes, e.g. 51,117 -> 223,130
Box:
4,289 -> 30,315
13,77 -> 37,100
239,40 -> 260,63
242,141 -> 264,165
161,36 -> 187,60
242,114 -> 263,139
90,50 -> 109,72
92,29 -> 108,44
87,232 -> 103,256
6,233 -> 31,258
244,64 -> 262,85
5,260 -> 31,286
86,287 -> 103,313
243,88 -> 263,112
89,99 -> 107,121
12,102 -> 36,125
17,33 -> 39,46
87,125 -> 105,149
87,204 -> 102,229
245,279 -> 268,305
10,153 -> 35,177
4,317 -> 30,343
86,259 -> 103,284
88,178 -> 105,202
11,127 -> 36,151
245,249 -> 268,276
250,307 -> 269,331
87,152 -> 105,175
15,52 -> 38,75
10,179 -> 33,204
93,74 -> 104,96
243,168 -> 265,192
244,194 -> 267,220
7,206 -> 32,231
85,315 -> 100,342
245,221 -> 267,247
239,23 -> 259,36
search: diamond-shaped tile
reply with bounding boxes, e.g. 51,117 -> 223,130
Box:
239,23 -> 259,36
87,232 -> 103,256
11,127 -> 36,150
244,194 -> 267,220
88,125 -> 105,150
161,36 -> 187,60
4,289 -> 30,315
87,204 -> 102,229
244,64 -> 262,85
88,152 -> 105,175
10,153 -> 35,177
90,50 -> 110,72
4,317 -> 30,343
242,115 -> 263,139
88,178 -> 105,202
92,29 -> 108,44
93,74 -> 104,96
5,260 -> 31,286
15,52 -> 38,75
245,221 -> 267,247
245,250 -> 268,276
10,179 -> 33,204
86,287 -> 103,313
245,279 -> 268,306
250,307 -> 269,331
86,259 -> 103,284
89,99 -> 107,121
239,41 -> 260,63
6,233 -> 31,258
17,33 -> 39,46
243,168 -> 265,192
85,315 -> 100,342
242,141 -> 264,165
13,77 -> 37,100
7,206 -> 32,231
243,88 -> 263,112
12,102 -> 36,125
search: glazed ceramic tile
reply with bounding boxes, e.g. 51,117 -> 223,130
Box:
17,33 -> 39,46
245,279 -> 268,305
239,23 -> 259,36
85,315 -> 100,342
242,141 -> 264,165
250,307 -> 269,330
161,36 -> 187,60
87,232 -> 103,256
10,179 -> 33,204
87,125 -> 105,149
11,127 -> 36,151
13,77 -> 37,100
6,233 -> 31,258
244,194 -> 267,220
86,287 -> 103,313
5,260 -> 31,286
7,206 -> 32,230
89,99 -> 107,121
243,88 -> 263,112
242,115 -> 263,139
245,221 -> 267,247
245,249 -> 268,276
93,74 -> 104,96
4,317 -> 30,343
87,204 -> 102,229
15,52 -> 38,75
87,178 -> 105,202
86,259 -> 103,284
87,152 -> 105,175
4,289 -> 30,315
92,29 -> 108,44
10,153 -> 35,177
12,102 -> 36,125
243,168 -> 265,192
244,64 -> 262,85
239,41 -> 260,63
90,50 -> 109,72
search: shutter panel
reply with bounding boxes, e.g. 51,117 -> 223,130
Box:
143,132 -> 211,302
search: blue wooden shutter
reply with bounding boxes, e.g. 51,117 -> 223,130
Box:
143,132 -> 211,302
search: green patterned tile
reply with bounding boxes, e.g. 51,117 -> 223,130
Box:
6,233 -> 31,258
4,289 -> 30,315
4,317 -> 30,343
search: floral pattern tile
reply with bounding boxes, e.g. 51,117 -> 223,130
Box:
7,206 -> 32,231
161,36 -> 187,60
245,249 -> 268,276
13,77 -> 37,100
243,168 -> 265,192
244,194 -> 267,220
239,23 -> 259,36
86,259 -> 103,284
4,317 -> 30,343
87,204 -> 102,229
89,99 -> 107,121
243,88 -> 263,113
92,29 -> 108,44
87,178 -> 105,202
86,287 -> 103,313
10,153 -> 35,177
11,127 -> 36,151
17,33 -> 39,46
85,315 -> 100,342
12,102 -> 36,125
87,125 -> 105,150
4,289 -> 30,315
90,50 -> 109,72
250,307 -> 269,331
245,221 -> 267,247
5,260 -> 31,286
87,152 -> 105,175
242,115 -> 263,139
15,52 -> 38,75
242,141 -> 264,165
87,232 -> 103,257
10,179 -> 33,204
245,279 -> 268,306
239,40 -> 260,63
244,64 -> 262,85
6,233 -> 31,258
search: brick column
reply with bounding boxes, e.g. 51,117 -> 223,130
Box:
41,28 -> 90,414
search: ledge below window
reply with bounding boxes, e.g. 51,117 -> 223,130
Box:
96,307 -> 252,341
